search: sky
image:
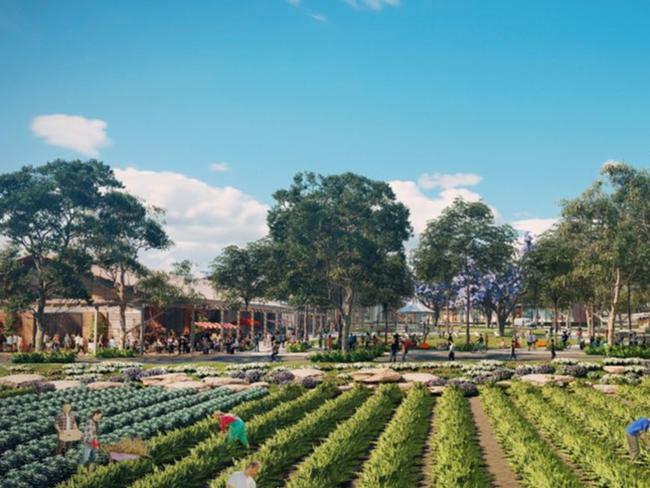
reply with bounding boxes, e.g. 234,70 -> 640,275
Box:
1,0 -> 650,270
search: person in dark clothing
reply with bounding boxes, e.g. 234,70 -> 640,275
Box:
389,336 -> 399,362
510,339 -> 517,360
550,338 -> 557,359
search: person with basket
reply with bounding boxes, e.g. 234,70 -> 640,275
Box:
80,409 -> 103,465
54,403 -> 80,454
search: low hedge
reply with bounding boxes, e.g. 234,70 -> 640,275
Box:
308,345 -> 385,363
286,342 -> 311,352
585,344 -> 650,358
11,351 -> 76,363
96,348 -> 137,358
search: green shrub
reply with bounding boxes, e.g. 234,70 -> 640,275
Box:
356,383 -> 433,488
286,342 -> 311,352
11,351 -> 76,363
96,348 -> 136,358
430,386 -> 490,487
308,345 -> 385,363
211,386 -> 371,488
0,385 -> 34,398
286,384 -> 402,488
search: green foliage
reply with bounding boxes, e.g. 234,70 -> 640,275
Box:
286,342 -> 311,352
210,386 -> 371,488
95,348 -> 136,358
430,386 -> 490,487
132,384 -> 336,488
11,351 -> 76,363
510,382 -> 650,487
0,385 -> 34,398
585,344 -> 650,358
148,385 -> 302,466
480,386 -> 581,488
60,459 -> 153,488
356,383 -> 433,488
308,345 -> 385,362
286,384 -> 402,488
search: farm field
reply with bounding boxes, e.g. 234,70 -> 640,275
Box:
2,358 -> 650,488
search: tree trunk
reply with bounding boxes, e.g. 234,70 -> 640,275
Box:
465,279 -> 471,345
34,296 -> 46,352
117,269 -> 127,349
627,282 -> 633,330
383,303 -> 389,343
341,289 -> 354,352
190,305 -> 196,352
607,268 -> 622,346
553,301 -> 559,337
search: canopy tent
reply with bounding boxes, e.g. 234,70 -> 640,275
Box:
196,322 -> 237,330
232,317 -> 261,327
398,302 -> 431,314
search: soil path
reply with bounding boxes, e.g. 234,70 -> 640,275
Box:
469,396 -> 520,488
418,400 -> 437,488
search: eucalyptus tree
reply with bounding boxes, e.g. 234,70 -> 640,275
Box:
267,172 -> 411,351
560,162 -> 650,345
0,160 -> 121,350
91,191 -> 171,348
413,198 -> 517,344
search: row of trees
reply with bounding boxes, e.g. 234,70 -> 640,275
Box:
2,160 -> 650,350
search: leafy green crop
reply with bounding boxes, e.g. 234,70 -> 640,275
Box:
480,386 -> 581,488
430,386 -> 490,487
210,385 -> 371,488
286,383 -> 402,488
131,383 -> 337,488
356,383 -> 433,488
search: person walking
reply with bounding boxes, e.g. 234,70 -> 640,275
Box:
214,411 -> 250,449
626,417 -> 650,460
401,337 -> 410,362
510,339 -> 517,360
254,333 -> 260,352
80,410 -> 102,465
55,403 -> 79,454
550,338 -> 557,360
389,335 -> 399,362
448,339 -> 455,361
270,341 -> 279,362
227,461 -> 261,488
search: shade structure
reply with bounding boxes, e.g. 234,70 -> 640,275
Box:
232,317 -> 261,327
196,322 -> 237,330
398,302 -> 431,314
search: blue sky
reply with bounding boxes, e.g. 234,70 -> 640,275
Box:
1,0 -> 650,268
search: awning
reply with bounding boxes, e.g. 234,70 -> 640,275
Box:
398,302 -> 431,314
196,322 -> 237,330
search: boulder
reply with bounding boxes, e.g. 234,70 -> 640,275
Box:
553,375 -> 576,386
202,377 -> 247,387
520,374 -> 575,386
428,386 -> 446,395
222,384 -> 251,392
47,380 -> 81,390
402,372 -> 439,384
141,373 -> 193,386
496,380 -> 512,388
338,383 -> 355,392
398,382 -> 414,390
604,366 -> 626,374
0,374 -> 45,387
290,368 -> 325,381
248,382 -> 270,389
165,381 -> 209,391
593,384 -> 618,395
353,368 -> 402,384
87,381 -> 124,390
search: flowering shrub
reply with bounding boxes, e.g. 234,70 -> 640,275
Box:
558,365 -> 588,378
244,369 -> 265,383
228,369 -> 246,380
301,376 -> 318,389
265,368 -> 295,385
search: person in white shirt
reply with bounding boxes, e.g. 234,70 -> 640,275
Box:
227,461 -> 260,488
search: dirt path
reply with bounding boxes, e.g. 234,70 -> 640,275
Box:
469,397 -> 520,488
418,400 -> 437,488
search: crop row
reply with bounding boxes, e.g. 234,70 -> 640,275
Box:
480,386 -> 581,488
286,383 -> 402,488
510,382 -> 650,488
3,387 -> 266,488
60,385 -> 301,488
430,386 -> 490,487
356,383 -> 433,488
130,383 -> 337,488
211,385 -> 371,488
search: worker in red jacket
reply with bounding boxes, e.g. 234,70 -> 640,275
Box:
213,410 -> 250,449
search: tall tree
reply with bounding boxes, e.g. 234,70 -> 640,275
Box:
209,239 -> 272,338
0,160 -> 121,350
560,162 -> 650,345
170,260 -> 205,351
268,172 -> 411,352
91,191 -> 171,348
414,281 -> 457,340
414,198 -> 516,344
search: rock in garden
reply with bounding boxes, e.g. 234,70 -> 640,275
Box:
141,373 -> 193,386
428,385 -> 446,395
202,376 -> 247,387
87,381 -> 125,390
0,374 -> 45,387
398,382 -> 414,390
553,375 -> 576,386
247,381 -> 270,389
290,368 -> 325,381
47,380 -> 81,390
166,380 -> 209,390
593,384 -> 618,395
353,368 -> 402,384
402,372 -> 439,383
520,374 -> 557,386
222,384 -> 251,392
496,380 -> 512,388
603,366 -> 626,374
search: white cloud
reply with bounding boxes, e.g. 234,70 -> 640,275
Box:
209,162 -> 229,172
345,0 -> 400,10
418,172 -> 482,190
512,218 -> 557,236
114,168 -> 268,271
390,180 -> 483,238
31,114 -> 111,157
310,13 -> 327,21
